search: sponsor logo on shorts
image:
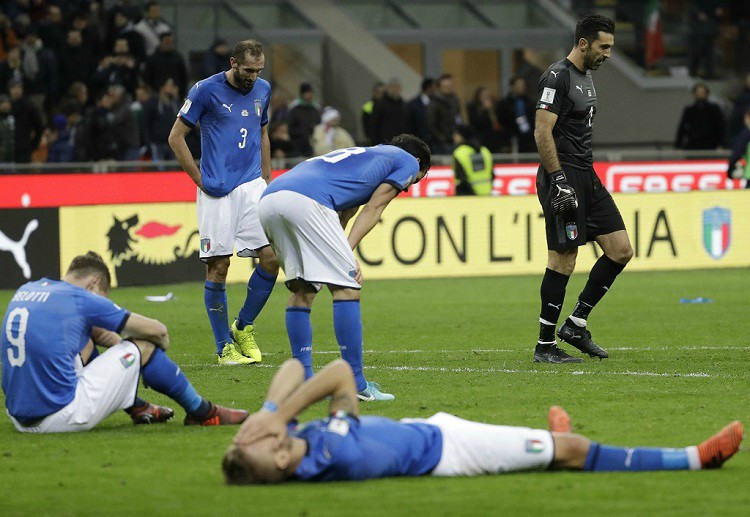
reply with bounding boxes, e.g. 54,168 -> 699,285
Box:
566,223 -> 578,240
702,206 -> 731,259
200,238 -> 211,253
525,439 -> 545,454
120,353 -> 136,369
254,99 -> 262,117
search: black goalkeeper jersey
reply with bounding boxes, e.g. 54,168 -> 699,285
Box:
536,58 -> 597,170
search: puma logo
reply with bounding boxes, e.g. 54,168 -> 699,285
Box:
222,103 -> 233,112
624,448 -> 635,468
547,303 -> 562,310
575,85 -> 583,93
0,219 -> 39,279
550,71 -> 559,77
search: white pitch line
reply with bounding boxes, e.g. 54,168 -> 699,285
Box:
179,362 -> 715,378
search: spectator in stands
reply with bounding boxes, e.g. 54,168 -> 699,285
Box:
65,81 -> 89,113
311,106 -> 355,156
675,82 -> 725,150
466,86 -> 504,153
497,76 -> 536,153
269,121 -> 295,159
428,73 -> 462,155
71,9 -> 103,61
37,5 -> 66,56
60,29 -> 97,89
143,32 -> 187,97
19,26 -> 59,114
142,77 -> 179,161
373,78 -> 407,144
45,114 -> 75,163
452,124 -> 493,196
201,38 -> 229,77
8,77 -> 43,163
108,84 -> 140,161
270,90 -> 290,125
105,9 -> 146,63
86,90 -> 118,161
687,1 -> 724,79
286,82 -> 320,157
406,77 -> 435,148
361,81 -> 384,145
727,108 -> 750,184
91,38 -> 139,96
729,72 -> 750,141
0,94 -> 15,162
0,14 -> 20,61
0,46 -> 24,95
135,1 -> 171,57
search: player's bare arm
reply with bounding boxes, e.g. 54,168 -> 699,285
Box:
534,109 -> 561,173
347,183 -> 400,249
260,124 -> 272,184
168,118 -> 203,191
91,326 -> 122,348
338,206 -> 359,230
120,313 -> 170,351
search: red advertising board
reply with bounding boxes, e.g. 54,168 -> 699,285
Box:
0,160 -> 743,208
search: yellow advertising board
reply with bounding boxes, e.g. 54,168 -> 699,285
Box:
58,191 -> 748,287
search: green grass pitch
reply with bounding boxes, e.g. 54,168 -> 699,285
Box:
0,269 -> 748,516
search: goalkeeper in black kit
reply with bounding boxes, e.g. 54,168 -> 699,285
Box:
532,14 -> 634,363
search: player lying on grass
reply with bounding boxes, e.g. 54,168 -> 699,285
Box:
222,358 -> 743,483
1,251 -> 249,433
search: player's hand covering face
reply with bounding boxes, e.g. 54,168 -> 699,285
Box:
234,408 -> 287,447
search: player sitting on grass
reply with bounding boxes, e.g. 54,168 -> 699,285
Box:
1,251 -> 249,433
222,358 -> 743,483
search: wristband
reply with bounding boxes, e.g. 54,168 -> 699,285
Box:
261,400 -> 278,413
550,170 -> 567,183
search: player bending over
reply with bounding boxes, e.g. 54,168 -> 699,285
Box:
257,135 -> 432,401
222,359 -> 743,483
1,252 -> 248,433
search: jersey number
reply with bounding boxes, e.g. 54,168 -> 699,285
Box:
5,307 -> 29,367
238,128 -> 248,149
307,147 -> 366,164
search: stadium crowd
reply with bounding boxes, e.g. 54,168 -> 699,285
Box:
0,0 -> 749,169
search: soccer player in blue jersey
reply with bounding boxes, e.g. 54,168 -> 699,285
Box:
257,135 -> 432,401
168,39 -> 279,366
1,252 -> 248,433
222,359 -> 743,484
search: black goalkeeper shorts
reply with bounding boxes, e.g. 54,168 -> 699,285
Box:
536,164 -> 626,251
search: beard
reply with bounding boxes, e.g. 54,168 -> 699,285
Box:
585,53 -> 605,70
233,68 -> 253,90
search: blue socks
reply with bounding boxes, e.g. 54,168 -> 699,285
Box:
237,265 -> 277,329
204,281 -> 232,354
584,443 -> 699,471
286,307 -> 313,379
141,348 -> 208,417
333,300 -> 367,392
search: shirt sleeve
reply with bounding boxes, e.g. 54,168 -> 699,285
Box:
177,81 -> 209,127
536,68 -> 569,115
383,152 -> 420,192
261,88 -> 270,127
78,290 -> 131,333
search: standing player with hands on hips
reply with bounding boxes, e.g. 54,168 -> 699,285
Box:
169,40 -> 279,366
533,14 -> 634,364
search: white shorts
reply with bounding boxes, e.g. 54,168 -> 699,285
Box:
197,177 -> 270,259
258,190 -> 360,291
9,342 -> 141,433
411,412 -> 554,476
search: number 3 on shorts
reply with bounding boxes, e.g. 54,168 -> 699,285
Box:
307,147 -> 366,164
5,307 -> 29,367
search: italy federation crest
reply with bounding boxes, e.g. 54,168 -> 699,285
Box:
702,207 -> 731,259
254,99 -> 262,117
200,238 -> 211,253
565,223 -> 578,240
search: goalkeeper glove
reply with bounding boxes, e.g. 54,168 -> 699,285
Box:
549,170 -> 578,214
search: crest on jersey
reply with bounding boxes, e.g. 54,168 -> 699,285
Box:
566,223 -> 578,240
254,99 -> 262,117
702,206 -> 731,259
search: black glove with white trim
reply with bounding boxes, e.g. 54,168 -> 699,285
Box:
549,170 -> 578,214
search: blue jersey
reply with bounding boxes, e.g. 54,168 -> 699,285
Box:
263,145 -> 420,211
1,279 -> 130,422
292,415 -> 442,481
178,72 -> 270,197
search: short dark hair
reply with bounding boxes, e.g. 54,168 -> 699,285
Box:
421,78 -> 435,92
390,134 -> 431,173
66,251 -> 111,292
232,39 -> 263,63
575,14 -> 615,45
692,81 -> 709,95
